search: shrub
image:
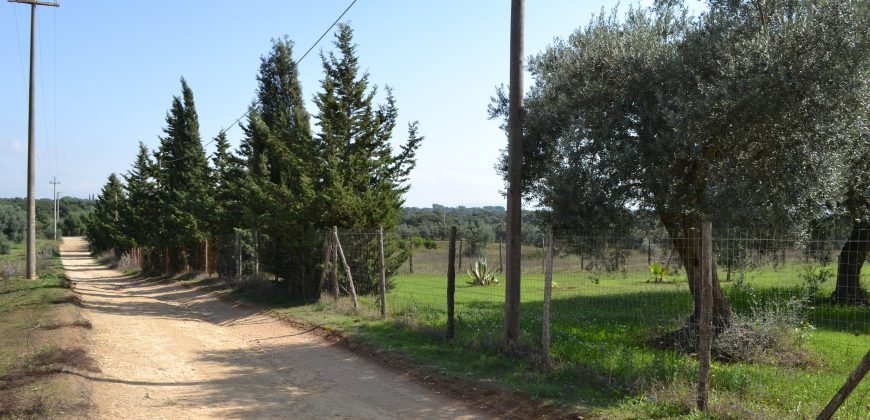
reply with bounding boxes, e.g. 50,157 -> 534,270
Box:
713,296 -> 815,366
0,235 -> 9,255
648,262 -> 669,283
466,257 -> 499,286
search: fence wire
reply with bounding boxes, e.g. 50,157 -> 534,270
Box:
205,225 -> 868,414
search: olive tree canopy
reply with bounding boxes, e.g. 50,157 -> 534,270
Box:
492,0 -> 870,328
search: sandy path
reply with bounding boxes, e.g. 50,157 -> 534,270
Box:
60,237 -> 481,419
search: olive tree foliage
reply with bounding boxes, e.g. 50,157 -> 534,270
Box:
491,0 -> 870,329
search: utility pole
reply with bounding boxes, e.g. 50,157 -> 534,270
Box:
50,177 -> 60,240
9,0 -> 59,280
504,0 -> 524,345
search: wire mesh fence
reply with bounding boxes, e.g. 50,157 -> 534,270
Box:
212,226 -> 870,342
206,224 -> 868,412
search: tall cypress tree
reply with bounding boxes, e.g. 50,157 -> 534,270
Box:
314,24 -> 423,292
155,77 -> 210,272
236,38 -> 319,294
86,174 -> 130,256
122,142 -> 160,269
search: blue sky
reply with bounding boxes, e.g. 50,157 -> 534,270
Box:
1,0 -> 702,207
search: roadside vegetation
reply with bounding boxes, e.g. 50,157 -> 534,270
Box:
79,0 -> 870,418
165,240 -> 869,418
0,240 -> 94,418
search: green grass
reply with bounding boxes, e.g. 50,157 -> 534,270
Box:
0,240 -> 81,418
203,246 -> 869,419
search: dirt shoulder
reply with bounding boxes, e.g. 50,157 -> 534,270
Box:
0,249 -> 93,417
61,237 -> 483,419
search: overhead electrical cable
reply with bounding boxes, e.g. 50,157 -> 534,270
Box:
163,0 -> 357,163
160,0 -> 358,165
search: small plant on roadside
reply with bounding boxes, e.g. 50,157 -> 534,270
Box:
466,257 -> 499,286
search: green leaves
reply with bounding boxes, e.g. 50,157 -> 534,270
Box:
466,257 -> 499,286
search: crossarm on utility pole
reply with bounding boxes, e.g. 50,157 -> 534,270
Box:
7,0 -> 59,7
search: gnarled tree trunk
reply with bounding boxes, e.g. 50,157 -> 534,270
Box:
832,223 -> 870,305
662,217 -> 732,332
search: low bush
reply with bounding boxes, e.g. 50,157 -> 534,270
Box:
714,296 -> 815,366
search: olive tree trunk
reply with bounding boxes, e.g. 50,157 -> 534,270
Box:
662,218 -> 732,332
832,224 -> 870,305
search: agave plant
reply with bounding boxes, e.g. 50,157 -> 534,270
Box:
467,257 -> 499,286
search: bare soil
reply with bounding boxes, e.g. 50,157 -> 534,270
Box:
61,237 -> 483,419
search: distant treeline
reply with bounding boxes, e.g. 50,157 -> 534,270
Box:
398,205 -> 543,240
0,197 -> 93,252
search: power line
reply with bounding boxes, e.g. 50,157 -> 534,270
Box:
297,0 -> 357,65
160,0 -> 358,165
10,4 -> 27,94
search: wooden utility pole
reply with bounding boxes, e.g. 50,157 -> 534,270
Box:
505,0 -> 525,345
50,177 -> 60,240
10,0 -> 59,279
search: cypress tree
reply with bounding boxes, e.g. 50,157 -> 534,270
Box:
122,142 -> 161,270
237,38 -> 320,294
86,174 -> 130,257
155,77 -> 211,272
314,24 -> 423,292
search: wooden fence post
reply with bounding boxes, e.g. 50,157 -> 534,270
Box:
332,236 -> 339,299
697,222 -> 713,411
542,226 -> 554,366
236,232 -> 242,281
498,236 -> 503,273
409,246 -> 414,273
816,349 -> 870,420
254,231 -> 259,277
458,238 -> 463,271
333,226 -> 358,311
447,227 -> 457,340
319,233 -> 332,296
379,226 -> 387,319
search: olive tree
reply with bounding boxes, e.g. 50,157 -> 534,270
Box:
492,0 -> 870,330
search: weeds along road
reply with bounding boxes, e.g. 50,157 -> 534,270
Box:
60,237 -> 480,419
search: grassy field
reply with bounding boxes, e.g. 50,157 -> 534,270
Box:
0,240 -> 92,418
225,241 -> 870,419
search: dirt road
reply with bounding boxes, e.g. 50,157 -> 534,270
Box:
60,237 -> 481,419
